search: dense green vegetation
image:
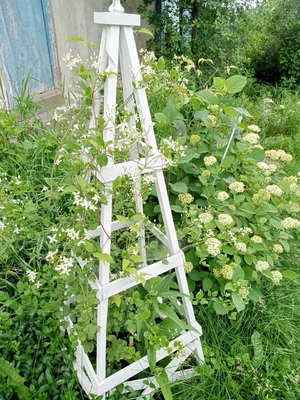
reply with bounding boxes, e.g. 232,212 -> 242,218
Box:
1,1 -> 300,399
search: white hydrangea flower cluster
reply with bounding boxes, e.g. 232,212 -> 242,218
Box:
255,261 -> 270,272
205,237 -> 222,256
248,125 -> 261,133
203,155 -> 217,166
184,261 -> 193,273
271,270 -> 283,283
289,202 -> 300,212
218,213 -> 234,226
238,286 -> 250,299
178,193 -> 194,205
243,133 -> 260,145
251,235 -> 263,244
197,212 -> 213,225
220,263 -> 236,280
266,185 -> 283,197
273,244 -> 283,253
252,189 -> 271,204
286,176 -> 298,184
229,181 -> 245,193
216,191 -> 229,202
235,242 -> 247,253
281,217 -> 300,229
257,162 -> 277,176
265,149 -> 293,163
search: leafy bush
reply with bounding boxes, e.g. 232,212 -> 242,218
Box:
0,47 -> 300,398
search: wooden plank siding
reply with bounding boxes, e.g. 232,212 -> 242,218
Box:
0,0 -> 58,97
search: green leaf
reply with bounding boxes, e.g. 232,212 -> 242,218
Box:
97,154 -> 108,167
194,109 -> 210,121
232,265 -> 245,280
203,277 -> 213,291
76,175 -> 88,190
67,36 -> 84,42
251,331 -> 264,368
232,293 -> 245,312
155,113 -> 168,124
170,182 -> 188,194
247,148 -> 265,162
188,270 -> 202,281
213,301 -> 227,315
112,294 -> 121,307
213,77 -> 226,90
147,346 -> 156,372
196,89 -> 217,104
155,368 -> 173,400
233,107 -> 252,118
157,56 -> 165,70
136,28 -> 154,38
221,156 -> 235,168
225,75 -> 247,94
93,253 -> 115,263
85,241 -> 97,253
282,270 -> 298,280
269,218 -> 282,229
171,205 -> 184,213
156,304 -> 187,331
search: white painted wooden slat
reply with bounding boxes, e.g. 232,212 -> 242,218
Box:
93,154 -> 167,183
96,331 -> 197,395
96,24 -> 120,383
98,252 -> 185,300
94,12 -> 141,27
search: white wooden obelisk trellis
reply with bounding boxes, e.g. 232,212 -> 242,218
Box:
73,1 -> 204,398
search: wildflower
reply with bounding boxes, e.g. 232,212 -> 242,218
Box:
235,242 -> 247,253
184,262 -> 193,273
218,213 -> 234,226
217,191 -> 229,202
142,174 -> 156,185
13,227 -> 23,234
65,228 -> 80,240
273,244 -> 283,253
205,237 -> 222,256
248,125 -> 261,133
47,234 -> 58,244
178,193 -> 194,205
197,213 -> 213,224
251,235 -> 263,244
35,281 -> 42,289
207,115 -> 217,126
0,221 -> 6,231
244,133 -> 260,145
266,185 -> 283,197
240,227 -> 253,236
203,155 -> 217,167
229,181 -> 245,193
281,217 -> 300,229
46,250 -> 58,262
26,270 -> 37,282
271,270 -> 282,284
55,256 -> 74,276
58,186 -> 64,193
255,261 -> 270,272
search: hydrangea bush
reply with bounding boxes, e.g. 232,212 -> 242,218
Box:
0,46 -> 299,397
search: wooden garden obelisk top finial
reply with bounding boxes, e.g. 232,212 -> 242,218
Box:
109,0 -> 124,13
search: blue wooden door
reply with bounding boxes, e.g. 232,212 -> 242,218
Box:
0,0 -> 57,96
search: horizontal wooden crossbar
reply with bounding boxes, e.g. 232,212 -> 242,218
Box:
98,251 -> 185,300
93,154 -> 167,183
94,12 -> 141,27
96,331 -> 200,395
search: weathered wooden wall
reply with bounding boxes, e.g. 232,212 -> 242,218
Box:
50,0 -> 151,88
